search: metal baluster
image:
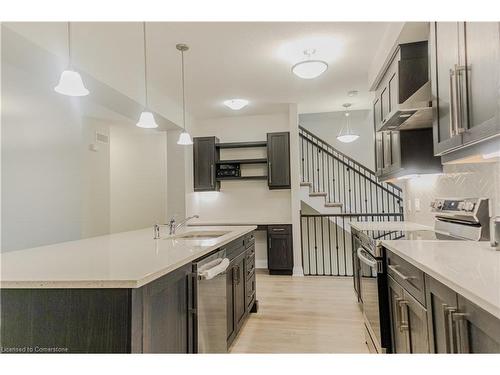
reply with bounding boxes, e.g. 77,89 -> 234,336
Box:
328,216 -> 332,276
321,216 -> 325,275
342,216 -> 347,276
335,216 -> 340,276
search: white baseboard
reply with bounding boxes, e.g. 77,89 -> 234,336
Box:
293,265 -> 304,277
255,259 -> 268,269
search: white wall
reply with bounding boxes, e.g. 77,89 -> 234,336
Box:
299,109 -> 375,170
185,112 -> 293,268
403,162 -> 500,226
166,129 -> 186,221
110,126 -> 168,233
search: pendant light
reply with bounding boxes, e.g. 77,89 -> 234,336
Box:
54,22 -> 89,96
337,103 -> 359,143
136,22 -> 158,129
176,43 -> 193,145
291,49 -> 328,79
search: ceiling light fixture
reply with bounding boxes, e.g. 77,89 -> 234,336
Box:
483,150 -> 500,159
136,22 -> 158,129
347,90 -> 358,97
176,43 -> 193,145
224,99 -> 249,110
291,49 -> 328,79
54,22 -> 89,96
337,103 -> 359,143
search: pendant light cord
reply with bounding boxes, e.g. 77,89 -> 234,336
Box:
181,49 -> 186,131
143,22 -> 149,109
67,22 -> 72,68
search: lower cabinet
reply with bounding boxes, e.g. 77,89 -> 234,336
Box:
426,275 -> 500,353
387,275 -> 429,353
226,232 -> 256,348
267,225 -> 293,275
140,263 -> 195,353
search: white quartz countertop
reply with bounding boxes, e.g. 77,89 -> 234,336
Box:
190,220 -> 291,226
0,225 -> 256,289
382,240 -> 500,319
350,221 -> 432,232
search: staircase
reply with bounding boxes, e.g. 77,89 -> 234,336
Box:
298,126 -> 404,276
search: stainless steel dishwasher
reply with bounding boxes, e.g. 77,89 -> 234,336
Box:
193,249 -> 230,353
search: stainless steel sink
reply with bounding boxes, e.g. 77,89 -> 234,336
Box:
171,231 -> 229,240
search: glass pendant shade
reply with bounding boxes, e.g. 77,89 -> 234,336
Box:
292,60 -> 328,79
54,70 -> 89,96
136,111 -> 158,128
177,131 -> 193,145
336,134 -> 360,143
336,104 -> 359,143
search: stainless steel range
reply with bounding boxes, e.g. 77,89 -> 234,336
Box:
352,197 -> 490,353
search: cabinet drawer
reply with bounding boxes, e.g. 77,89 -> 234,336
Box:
246,274 -> 256,308
386,251 -> 426,306
268,225 -> 291,234
223,237 -> 246,260
246,244 -> 255,260
244,232 -> 255,248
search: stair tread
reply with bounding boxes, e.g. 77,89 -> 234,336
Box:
325,202 -> 343,207
309,192 -> 327,196
300,182 -> 312,186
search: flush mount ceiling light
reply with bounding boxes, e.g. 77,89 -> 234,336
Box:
336,103 -> 360,143
54,23 -> 89,96
223,99 -> 249,110
347,90 -> 358,97
176,43 -> 193,145
136,22 -> 158,129
291,49 -> 328,79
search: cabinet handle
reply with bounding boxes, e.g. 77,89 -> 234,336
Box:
268,161 -> 272,184
448,68 -> 457,137
397,298 -> 409,332
455,64 -> 468,135
452,312 -> 470,353
387,264 -> 415,281
272,228 -> 285,232
211,164 -> 214,186
443,304 -> 457,353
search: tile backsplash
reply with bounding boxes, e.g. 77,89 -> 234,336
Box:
403,161 -> 500,226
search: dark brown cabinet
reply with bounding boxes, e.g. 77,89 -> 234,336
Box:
267,132 -> 291,189
193,136 -> 220,191
140,263 -> 195,353
425,275 -> 500,353
267,225 -> 293,275
226,232 -> 256,348
387,274 -> 429,354
430,22 -> 500,158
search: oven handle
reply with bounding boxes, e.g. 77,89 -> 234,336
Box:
357,248 -> 377,268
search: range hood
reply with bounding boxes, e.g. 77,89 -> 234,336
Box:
379,81 -> 432,131
377,40 -> 432,131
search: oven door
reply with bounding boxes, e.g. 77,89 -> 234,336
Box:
357,246 -> 383,353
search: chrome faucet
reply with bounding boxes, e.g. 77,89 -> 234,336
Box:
153,215 -> 200,239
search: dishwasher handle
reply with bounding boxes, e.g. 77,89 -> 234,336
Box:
198,258 -> 230,280
357,248 -> 377,268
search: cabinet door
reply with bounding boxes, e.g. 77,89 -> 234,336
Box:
462,22 -> 500,144
267,132 -> 291,189
142,264 -> 194,353
430,22 -> 465,155
381,87 -> 390,126
388,72 -> 399,113
226,266 -> 235,341
388,275 -> 409,353
390,131 -> 401,171
233,252 -> 247,331
267,132 -> 290,189
425,275 -> 459,353
267,226 -> 293,273
382,132 -> 392,170
454,295 -> 500,353
193,137 -> 218,191
404,290 -> 430,353
375,131 -> 384,175
373,98 -> 382,131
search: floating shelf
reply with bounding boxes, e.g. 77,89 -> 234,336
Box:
216,175 -> 268,181
216,158 -> 268,165
216,141 -> 267,149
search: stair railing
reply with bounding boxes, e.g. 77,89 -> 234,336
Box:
299,126 -> 403,216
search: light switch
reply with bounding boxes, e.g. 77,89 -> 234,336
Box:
415,198 -> 421,212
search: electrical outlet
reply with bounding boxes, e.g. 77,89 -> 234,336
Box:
415,198 -> 421,212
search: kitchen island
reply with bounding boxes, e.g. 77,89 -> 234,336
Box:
0,225 -> 256,353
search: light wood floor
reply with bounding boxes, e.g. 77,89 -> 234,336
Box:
230,271 -> 370,353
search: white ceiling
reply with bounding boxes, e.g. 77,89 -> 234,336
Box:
5,22 -> 391,122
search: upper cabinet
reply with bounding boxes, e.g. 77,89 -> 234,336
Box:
193,132 -> 291,191
267,132 -> 291,189
430,22 -> 500,157
193,136 -> 220,191
373,41 -> 442,181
